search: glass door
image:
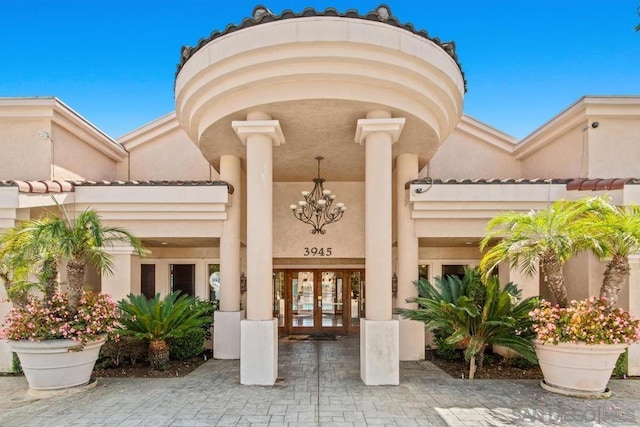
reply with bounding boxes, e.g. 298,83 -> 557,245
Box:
285,270 -> 361,335
291,271 -> 315,332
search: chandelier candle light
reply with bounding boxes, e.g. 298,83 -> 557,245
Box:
290,156 -> 347,234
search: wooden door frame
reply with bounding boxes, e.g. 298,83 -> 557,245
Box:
275,268 -> 364,336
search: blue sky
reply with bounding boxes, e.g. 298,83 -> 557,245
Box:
1,1 -> 638,139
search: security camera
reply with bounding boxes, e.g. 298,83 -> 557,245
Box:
591,122 -> 599,129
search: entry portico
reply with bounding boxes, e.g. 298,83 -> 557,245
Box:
1,5 -> 640,382
174,5 -> 465,384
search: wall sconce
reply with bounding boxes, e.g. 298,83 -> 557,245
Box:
392,273 -> 398,298
240,272 -> 247,294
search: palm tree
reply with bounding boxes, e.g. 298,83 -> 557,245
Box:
584,203 -> 640,305
0,228 -> 30,307
19,205 -> 143,312
116,293 -> 215,370
479,199 -> 602,308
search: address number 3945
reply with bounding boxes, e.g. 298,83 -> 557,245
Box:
303,247 -> 332,256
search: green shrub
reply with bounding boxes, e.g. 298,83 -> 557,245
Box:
12,352 -> 22,374
168,328 -> 207,360
507,356 -> 539,369
613,349 -> 628,377
433,331 -> 462,361
97,335 -> 148,368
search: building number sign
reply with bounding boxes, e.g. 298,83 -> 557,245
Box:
303,247 -> 332,256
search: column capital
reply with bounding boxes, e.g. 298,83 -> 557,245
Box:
231,120 -> 285,147
354,117 -> 405,145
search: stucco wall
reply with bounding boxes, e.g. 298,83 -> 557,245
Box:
428,129 -> 520,179
51,123 -> 118,181
0,119 -> 51,180
520,125 -> 583,178
273,182 -> 364,259
121,127 -> 214,181
588,118 -> 640,178
140,247 -> 220,300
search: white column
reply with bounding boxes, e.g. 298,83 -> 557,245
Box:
215,154 -> 244,359
101,246 -> 141,302
232,112 -> 284,385
395,153 -> 424,361
628,255 -> 640,376
498,260 -> 540,299
0,280 -> 12,372
355,110 -> 405,385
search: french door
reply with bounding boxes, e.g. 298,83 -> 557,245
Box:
274,269 -> 365,335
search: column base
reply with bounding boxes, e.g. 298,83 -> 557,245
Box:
629,343 -> 640,376
360,319 -> 399,385
0,300 -> 12,372
398,318 -> 425,361
240,319 -> 278,385
0,340 -> 12,373
214,310 -> 245,359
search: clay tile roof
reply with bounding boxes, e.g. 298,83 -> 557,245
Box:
0,179 -> 235,194
404,178 -> 573,190
176,5 -> 465,89
0,180 -> 77,194
71,179 -> 235,194
566,178 -> 640,191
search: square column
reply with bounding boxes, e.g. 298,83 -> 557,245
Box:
498,260 -> 540,299
215,154 -> 243,359
628,255 -> 640,376
395,153 -> 424,360
0,284 -> 12,372
355,110 -> 405,385
101,246 -> 141,302
232,112 -> 284,385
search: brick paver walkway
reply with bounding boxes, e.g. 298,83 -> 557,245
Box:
1,336 -> 639,426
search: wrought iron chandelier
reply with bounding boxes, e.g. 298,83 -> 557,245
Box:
290,156 -> 347,234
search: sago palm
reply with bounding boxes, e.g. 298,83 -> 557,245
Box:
479,199 -> 602,307
398,275 -> 538,379
116,292 -> 215,370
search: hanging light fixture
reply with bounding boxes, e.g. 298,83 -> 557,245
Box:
290,156 -> 347,235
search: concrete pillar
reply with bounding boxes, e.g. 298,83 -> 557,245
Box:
628,255 -> 640,376
215,154 -> 244,359
395,153 -> 424,361
355,110 -> 405,385
0,282 -> 13,373
498,260 -> 540,299
232,112 -> 284,385
101,246 -> 141,302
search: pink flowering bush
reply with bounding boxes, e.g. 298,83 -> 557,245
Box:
0,291 -> 119,344
530,297 -> 640,345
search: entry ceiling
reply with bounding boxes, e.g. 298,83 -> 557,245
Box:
199,99 -> 440,182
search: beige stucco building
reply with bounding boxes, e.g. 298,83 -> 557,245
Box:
1,6 -> 640,384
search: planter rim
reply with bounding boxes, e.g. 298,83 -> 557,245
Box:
534,340 -> 628,350
9,336 -> 106,351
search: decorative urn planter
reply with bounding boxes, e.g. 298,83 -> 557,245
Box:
10,337 -> 105,396
534,340 -> 627,398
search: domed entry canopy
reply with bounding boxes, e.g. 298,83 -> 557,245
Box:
175,5 -> 466,181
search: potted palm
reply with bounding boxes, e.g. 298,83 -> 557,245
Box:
480,197 -> 640,397
0,205 -> 143,395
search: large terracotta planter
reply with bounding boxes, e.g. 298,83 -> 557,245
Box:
10,337 -> 105,395
534,340 -> 627,397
